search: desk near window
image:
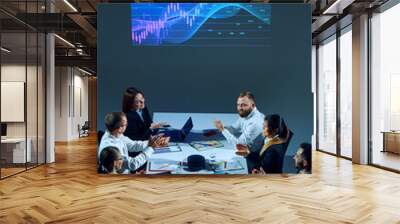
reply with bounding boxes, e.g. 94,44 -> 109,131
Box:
381,131 -> 400,154
1,138 -> 32,164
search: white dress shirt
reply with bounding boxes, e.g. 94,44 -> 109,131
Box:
98,131 -> 154,172
222,107 -> 265,153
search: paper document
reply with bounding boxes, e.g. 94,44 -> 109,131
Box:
189,141 -> 224,151
153,143 -> 182,154
149,160 -> 181,171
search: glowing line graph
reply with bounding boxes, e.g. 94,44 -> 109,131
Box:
131,3 -> 271,46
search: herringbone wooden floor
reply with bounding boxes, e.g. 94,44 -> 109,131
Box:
1,135 -> 400,224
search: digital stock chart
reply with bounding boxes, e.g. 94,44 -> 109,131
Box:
131,3 -> 272,47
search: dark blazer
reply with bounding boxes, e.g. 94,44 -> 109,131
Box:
260,143 -> 287,173
246,141 -> 287,174
124,107 -> 153,141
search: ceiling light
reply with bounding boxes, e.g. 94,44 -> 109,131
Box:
78,67 -> 93,76
63,0 -> 78,12
323,0 -> 345,15
54,34 -> 75,48
1,47 -> 11,53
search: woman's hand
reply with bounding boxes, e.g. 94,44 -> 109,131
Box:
154,136 -> 170,148
148,134 -> 163,147
251,167 -> 266,175
135,169 -> 146,175
150,122 -> 168,129
148,134 -> 170,148
214,120 -> 224,132
235,144 -> 250,157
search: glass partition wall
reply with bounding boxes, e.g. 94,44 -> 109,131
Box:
0,1 -> 46,179
339,27 -> 352,159
370,3 -> 400,171
317,0 -> 400,172
316,26 -> 353,159
317,35 -> 337,155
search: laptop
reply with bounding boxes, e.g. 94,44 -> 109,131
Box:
158,117 -> 193,142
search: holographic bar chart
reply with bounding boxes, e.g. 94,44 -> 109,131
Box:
131,3 -> 272,47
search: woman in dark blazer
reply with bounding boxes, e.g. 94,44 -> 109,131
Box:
122,87 -> 166,141
236,114 -> 289,174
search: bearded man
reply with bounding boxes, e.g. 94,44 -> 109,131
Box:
214,91 -> 265,156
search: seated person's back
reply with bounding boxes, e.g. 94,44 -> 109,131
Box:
258,114 -> 289,173
236,114 -> 290,174
260,141 -> 287,174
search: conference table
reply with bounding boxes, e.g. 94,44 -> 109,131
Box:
146,140 -> 248,174
146,112 -> 248,174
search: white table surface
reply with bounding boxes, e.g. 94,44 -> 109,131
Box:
148,112 -> 247,174
146,140 -> 248,175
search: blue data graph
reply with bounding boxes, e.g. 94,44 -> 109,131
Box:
131,3 -> 271,47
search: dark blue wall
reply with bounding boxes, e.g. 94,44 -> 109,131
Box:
98,3 -> 312,173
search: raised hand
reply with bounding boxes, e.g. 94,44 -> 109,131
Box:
235,144 -> 250,156
150,122 -> 168,129
214,120 -> 224,132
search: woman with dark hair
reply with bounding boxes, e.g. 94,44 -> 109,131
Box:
98,146 -> 125,174
236,114 -> 289,174
122,87 -> 167,141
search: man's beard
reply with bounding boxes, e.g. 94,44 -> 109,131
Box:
238,108 -> 252,118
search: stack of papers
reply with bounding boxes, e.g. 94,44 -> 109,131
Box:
189,141 -> 224,151
148,159 -> 181,172
153,143 -> 182,154
225,158 -> 245,171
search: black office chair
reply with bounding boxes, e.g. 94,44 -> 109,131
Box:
82,121 -> 90,131
97,130 -> 105,145
283,130 -> 294,153
79,121 -> 90,138
280,130 -> 294,173
96,130 -> 105,173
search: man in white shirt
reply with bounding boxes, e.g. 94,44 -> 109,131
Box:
214,91 -> 265,155
98,112 -> 168,173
